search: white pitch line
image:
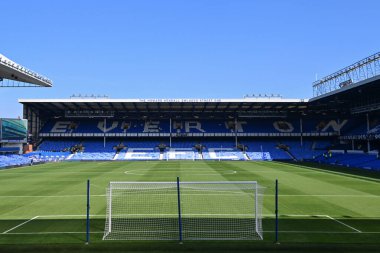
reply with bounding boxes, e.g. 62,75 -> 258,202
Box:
0,193 -> 248,198
3,231 -> 104,235
40,214 -> 253,217
38,213 -> 332,217
37,214 -> 105,218
2,216 -> 39,234
262,214 -> 333,218
264,231 -> 380,234
272,194 -> 380,198
30,213 -> 380,220
4,231 -> 380,236
0,195 -> 106,198
324,215 -> 362,233
9,213 -> 318,219
274,161 -> 380,183
0,194 -> 378,198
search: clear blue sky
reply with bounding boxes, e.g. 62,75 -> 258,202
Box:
1,0 -> 379,118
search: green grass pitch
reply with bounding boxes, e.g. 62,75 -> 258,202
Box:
0,160 -> 379,253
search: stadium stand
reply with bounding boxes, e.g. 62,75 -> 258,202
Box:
16,116 -> 380,167
0,154 -> 31,168
0,147 -> 20,152
315,151 -> 380,171
17,72 -> 380,169
38,140 -> 80,152
36,137 -> 331,162
39,118 -> 350,135
22,151 -> 69,163
69,152 -> 115,161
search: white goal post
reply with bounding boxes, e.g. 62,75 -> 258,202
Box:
103,180 -> 264,241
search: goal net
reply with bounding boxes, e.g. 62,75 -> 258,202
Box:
103,180 -> 264,241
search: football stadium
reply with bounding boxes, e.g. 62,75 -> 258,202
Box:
1,51 -> 379,252
1,2 -> 380,253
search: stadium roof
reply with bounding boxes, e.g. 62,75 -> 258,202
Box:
18,57 -> 380,118
0,54 -> 52,87
309,74 -> 380,114
310,74 -> 380,102
19,98 -> 306,103
312,52 -> 380,97
20,79 -> 380,117
19,97 -> 314,118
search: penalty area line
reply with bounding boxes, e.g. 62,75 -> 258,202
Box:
263,230 -> 378,234
3,231 -> 104,235
2,216 -> 39,234
263,214 -> 362,233
324,215 -> 362,233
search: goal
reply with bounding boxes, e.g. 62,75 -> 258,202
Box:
103,180 -> 264,241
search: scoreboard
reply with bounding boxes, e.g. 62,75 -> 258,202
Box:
0,119 -> 28,143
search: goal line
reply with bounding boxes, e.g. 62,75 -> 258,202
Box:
0,213 -> 365,236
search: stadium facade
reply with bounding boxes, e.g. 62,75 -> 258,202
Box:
18,71 -> 380,169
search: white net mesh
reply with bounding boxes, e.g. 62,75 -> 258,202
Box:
103,181 -> 264,241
